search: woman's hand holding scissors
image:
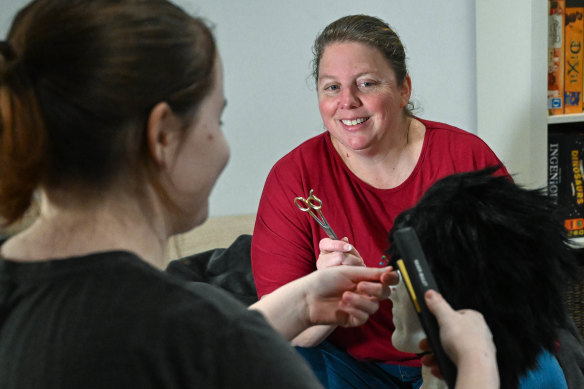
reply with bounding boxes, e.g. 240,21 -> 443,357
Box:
293,189 -> 366,269
317,237 -> 366,269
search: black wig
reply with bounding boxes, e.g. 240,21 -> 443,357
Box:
387,167 -> 580,389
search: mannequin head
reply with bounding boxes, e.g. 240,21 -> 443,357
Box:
388,271 -> 426,353
387,167 -> 579,389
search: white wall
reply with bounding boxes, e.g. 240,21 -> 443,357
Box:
1,0 -> 478,216
476,0 -> 548,189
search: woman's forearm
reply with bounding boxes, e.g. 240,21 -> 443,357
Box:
250,287 -> 337,345
249,277 -> 311,341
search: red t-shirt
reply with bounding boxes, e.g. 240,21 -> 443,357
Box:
251,119 -> 508,366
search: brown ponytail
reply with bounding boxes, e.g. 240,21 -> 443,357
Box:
0,41 -> 47,226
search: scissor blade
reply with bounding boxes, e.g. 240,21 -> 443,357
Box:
325,229 -> 338,240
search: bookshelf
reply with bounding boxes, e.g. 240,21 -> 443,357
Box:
545,1 -> 584,248
549,113 -> 584,124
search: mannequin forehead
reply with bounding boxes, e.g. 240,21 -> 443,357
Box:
389,271 -> 426,353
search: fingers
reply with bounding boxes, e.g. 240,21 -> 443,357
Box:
418,338 -> 430,352
337,291 -> 381,327
422,289 -> 496,371
420,352 -> 435,366
319,237 -> 354,253
306,266 -> 398,328
380,269 -> 399,286
316,252 -> 358,270
317,237 -> 365,268
341,255 -> 366,267
430,366 -> 443,380
424,289 -> 454,327
345,266 -> 396,283
341,291 -> 379,313
340,236 -> 360,257
335,266 -> 398,307
420,349 -> 444,380
345,266 -> 397,301
355,280 -> 390,301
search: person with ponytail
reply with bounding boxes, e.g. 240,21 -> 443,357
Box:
0,1 -> 396,387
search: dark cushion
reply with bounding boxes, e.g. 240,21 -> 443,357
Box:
166,234 -> 258,306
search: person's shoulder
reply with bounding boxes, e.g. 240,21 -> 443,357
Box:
417,118 -> 506,174
422,118 -> 476,137
421,118 -> 491,147
97,252 -> 252,323
167,280 -> 251,317
118,265 -> 269,348
157,283 -> 267,347
131,264 -> 251,320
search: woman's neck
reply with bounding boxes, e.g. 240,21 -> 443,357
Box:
1,188 -> 170,269
332,117 -> 425,189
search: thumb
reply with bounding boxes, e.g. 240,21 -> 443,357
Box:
424,290 -> 454,326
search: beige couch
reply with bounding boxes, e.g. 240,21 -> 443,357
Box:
166,214 -> 256,260
1,212 -> 256,262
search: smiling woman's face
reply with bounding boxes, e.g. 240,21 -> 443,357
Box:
389,271 -> 427,353
316,41 -> 411,155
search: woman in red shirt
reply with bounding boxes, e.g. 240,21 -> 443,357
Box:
252,14 -> 508,389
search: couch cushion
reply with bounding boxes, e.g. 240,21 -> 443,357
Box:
166,234 -> 257,306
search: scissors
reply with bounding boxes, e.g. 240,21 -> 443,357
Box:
294,189 -> 338,240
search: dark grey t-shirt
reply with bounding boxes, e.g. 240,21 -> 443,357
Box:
0,251 -> 322,388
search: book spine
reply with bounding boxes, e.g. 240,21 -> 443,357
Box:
549,128 -> 584,238
549,132 -> 561,202
549,0 -> 566,115
564,2 -> 584,114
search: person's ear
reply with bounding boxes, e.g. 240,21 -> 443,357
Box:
400,75 -> 412,108
146,102 -> 179,168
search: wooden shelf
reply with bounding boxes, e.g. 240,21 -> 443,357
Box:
548,114 -> 584,125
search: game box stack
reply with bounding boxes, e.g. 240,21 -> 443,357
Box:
548,126 -> 584,238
